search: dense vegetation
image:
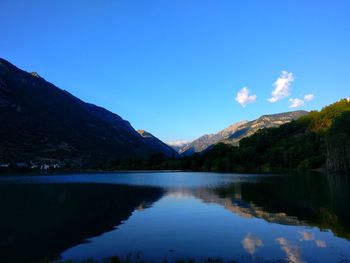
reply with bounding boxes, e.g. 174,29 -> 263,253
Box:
1,98 -> 349,175
99,99 -> 350,174
176,99 -> 350,173
190,99 -> 350,173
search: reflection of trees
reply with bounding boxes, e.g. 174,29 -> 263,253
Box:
167,186 -> 306,226
0,183 -> 163,263
209,173 -> 350,240
167,174 -> 350,241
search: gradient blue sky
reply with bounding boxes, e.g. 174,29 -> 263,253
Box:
1,0 -> 349,142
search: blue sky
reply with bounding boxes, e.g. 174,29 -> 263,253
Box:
1,0 -> 349,142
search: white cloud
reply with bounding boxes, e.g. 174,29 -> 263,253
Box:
315,240 -> 327,248
289,98 -> 305,108
298,231 -> 315,241
289,94 -> 315,108
268,71 -> 294,103
235,87 -> 257,107
298,231 -> 327,248
242,233 -> 264,255
304,94 -> 314,102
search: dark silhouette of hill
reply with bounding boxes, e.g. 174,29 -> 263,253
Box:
0,58 -> 176,167
0,183 -> 163,262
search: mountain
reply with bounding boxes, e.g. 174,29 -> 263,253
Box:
137,130 -> 178,158
179,121 -> 247,156
179,111 -> 307,156
222,111 -> 308,145
179,99 -> 350,173
166,141 -> 191,152
0,58 -> 174,168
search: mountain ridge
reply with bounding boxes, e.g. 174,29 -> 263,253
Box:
0,58 -> 174,168
179,111 -> 308,156
179,121 -> 247,156
222,110 -> 308,145
137,130 -> 178,158
174,99 -> 350,173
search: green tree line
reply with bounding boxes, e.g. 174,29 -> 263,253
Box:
2,100 -> 349,174
105,99 -> 350,174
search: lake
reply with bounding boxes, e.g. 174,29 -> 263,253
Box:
0,172 -> 350,263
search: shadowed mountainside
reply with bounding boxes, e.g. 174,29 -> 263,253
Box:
138,130 -> 178,158
0,58 -> 174,168
0,183 -> 163,263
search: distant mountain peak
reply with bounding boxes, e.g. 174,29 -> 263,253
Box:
258,110 -> 308,119
137,130 -> 178,157
219,120 -> 248,136
30,72 -> 42,79
178,120 -> 248,155
137,130 -> 153,138
179,111 -> 308,156
166,140 -> 191,152
0,58 -> 12,66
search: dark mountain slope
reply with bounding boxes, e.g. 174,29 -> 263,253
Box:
137,130 -> 178,158
0,183 -> 163,262
0,58 -> 171,167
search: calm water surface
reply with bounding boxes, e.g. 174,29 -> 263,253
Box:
0,172 -> 350,263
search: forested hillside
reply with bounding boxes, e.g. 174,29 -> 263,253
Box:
139,99 -> 349,174
179,99 -> 350,173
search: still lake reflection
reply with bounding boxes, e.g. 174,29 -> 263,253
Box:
0,172 -> 350,262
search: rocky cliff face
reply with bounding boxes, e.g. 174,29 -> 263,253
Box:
179,121 -> 247,156
222,111 -> 308,146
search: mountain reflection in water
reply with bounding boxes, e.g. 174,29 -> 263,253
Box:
0,172 -> 349,263
0,183 -> 163,262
